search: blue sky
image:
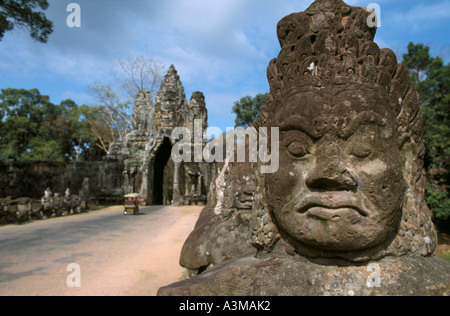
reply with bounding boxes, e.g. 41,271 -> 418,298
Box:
0,0 -> 449,130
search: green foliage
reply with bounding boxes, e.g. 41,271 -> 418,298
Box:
403,42 -> 450,227
0,88 -> 105,162
435,251 -> 450,263
425,184 -> 450,221
422,106 -> 450,174
232,93 -> 267,127
402,43 -> 432,86
21,139 -> 64,162
0,0 -> 53,43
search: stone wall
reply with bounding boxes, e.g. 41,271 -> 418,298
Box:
0,159 -> 124,203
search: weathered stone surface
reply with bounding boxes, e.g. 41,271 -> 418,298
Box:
255,0 -> 436,262
0,183 -> 89,225
159,0 -> 450,296
179,161 -> 256,276
0,160 -> 122,204
159,251 -> 450,296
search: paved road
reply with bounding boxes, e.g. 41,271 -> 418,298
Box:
0,205 -> 202,296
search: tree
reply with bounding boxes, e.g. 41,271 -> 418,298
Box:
0,88 -> 53,160
80,103 -> 120,156
0,0 -> 53,43
402,43 -> 450,227
116,55 -> 166,100
232,93 -> 267,127
87,84 -> 133,153
0,88 -> 104,162
87,56 -> 165,154
402,43 -> 431,86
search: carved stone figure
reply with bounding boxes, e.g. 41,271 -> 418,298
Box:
179,159 -> 256,277
0,197 -> 32,224
159,0 -> 450,296
133,91 -> 152,134
78,178 -> 90,212
263,78 -> 432,261
257,0 -> 436,262
44,188 -> 52,199
41,188 -> 54,218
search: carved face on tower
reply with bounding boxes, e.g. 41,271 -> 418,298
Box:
266,79 -> 405,253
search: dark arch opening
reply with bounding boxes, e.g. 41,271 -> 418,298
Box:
153,138 -> 173,205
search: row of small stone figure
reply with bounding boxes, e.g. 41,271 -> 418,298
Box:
0,188 -> 89,225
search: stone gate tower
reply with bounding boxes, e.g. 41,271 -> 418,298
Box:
108,65 -> 215,205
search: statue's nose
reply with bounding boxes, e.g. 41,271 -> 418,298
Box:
305,143 -> 357,192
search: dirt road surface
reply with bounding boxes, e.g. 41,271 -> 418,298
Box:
0,205 -> 202,296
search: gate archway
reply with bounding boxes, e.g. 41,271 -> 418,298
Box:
152,137 -> 173,205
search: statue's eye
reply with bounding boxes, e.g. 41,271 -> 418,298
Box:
287,141 -> 309,158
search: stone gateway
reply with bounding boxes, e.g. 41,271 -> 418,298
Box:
158,0 -> 450,296
108,65 -> 215,206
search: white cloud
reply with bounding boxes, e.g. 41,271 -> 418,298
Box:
1,0 -> 447,130
1,0 -> 310,88
0,0 -> 272,129
384,1 -> 450,32
203,92 -> 239,129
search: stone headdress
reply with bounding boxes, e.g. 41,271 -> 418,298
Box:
253,0 -> 437,261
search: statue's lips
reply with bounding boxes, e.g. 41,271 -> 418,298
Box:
295,193 -> 369,219
305,207 -> 363,222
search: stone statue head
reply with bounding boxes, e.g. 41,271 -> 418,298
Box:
254,0 -> 437,262
44,188 -> 52,199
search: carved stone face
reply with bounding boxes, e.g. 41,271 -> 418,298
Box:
266,81 -> 405,253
